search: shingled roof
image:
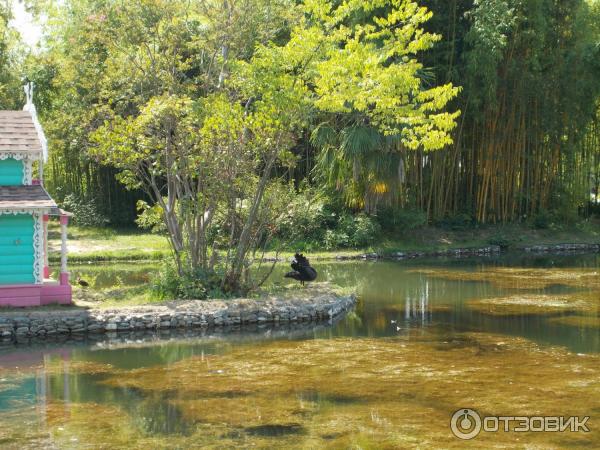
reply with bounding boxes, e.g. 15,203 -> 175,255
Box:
0,111 -> 43,156
0,185 -> 57,210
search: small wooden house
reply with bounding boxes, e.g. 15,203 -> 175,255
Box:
0,86 -> 72,307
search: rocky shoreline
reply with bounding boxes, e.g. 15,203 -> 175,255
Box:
262,242 -> 600,263
340,245 -> 502,260
521,243 -> 600,253
56,242 -> 600,265
0,287 -> 356,342
0,319 -> 346,349
323,242 -> 600,261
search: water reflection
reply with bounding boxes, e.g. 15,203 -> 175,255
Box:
1,253 -> 599,448
4,328 -> 600,448
39,253 -> 600,353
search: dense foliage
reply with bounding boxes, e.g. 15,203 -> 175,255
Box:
416,0 -> 600,224
3,0 -> 600,293
311,0 -> 600,223
0,2 -> 23,108
15,0 -> 458,291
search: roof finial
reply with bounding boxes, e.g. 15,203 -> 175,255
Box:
24,82 -> 34,107
22,81 -> 48,163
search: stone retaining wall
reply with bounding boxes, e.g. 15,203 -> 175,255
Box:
0,320 -> 346,349
0,288 -> 356,342
330,246 -> 502,260
329,243 -> 600,260
521,243 -> 600,253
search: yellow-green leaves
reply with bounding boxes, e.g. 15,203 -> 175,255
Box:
48,0 -> 462,282
288,0 -> 460,148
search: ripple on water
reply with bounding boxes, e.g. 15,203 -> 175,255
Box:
412,267 -> 600,290
0,330 -> 598,448
1,258 -> 600,448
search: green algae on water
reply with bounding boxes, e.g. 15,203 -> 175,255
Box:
466,291 -> 600,316
413,267 -> 600,290
88,333 -> 600,448
2,332 -> 600,448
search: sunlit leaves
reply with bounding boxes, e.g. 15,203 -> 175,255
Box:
305,0 -> 460,211
0,2 -> 24,108
294,0 -> 460,147
33,0 -> 462,283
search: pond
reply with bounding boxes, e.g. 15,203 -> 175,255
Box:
1,253 -> 599,448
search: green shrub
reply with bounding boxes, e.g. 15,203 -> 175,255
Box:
376,207 -> 427,232
151,264 -> 182,299
531,210 -> 552,229
151,264 -> 225,300
436,213 -> 475,231
136,200 -> 167,233
274,192 -> 329,245
351,213 -> 381,247
323,213 -> 380,249
324,229 -> 350,249
487,234 -> 511,249
271,188 -> 381,250
61,194 -> 109,227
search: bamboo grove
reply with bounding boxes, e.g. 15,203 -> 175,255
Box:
2,0 -> 600,226
310,0 -> 600,223
416,0 -> 600,223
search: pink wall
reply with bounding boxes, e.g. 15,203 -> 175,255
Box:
0,283 -> 71,307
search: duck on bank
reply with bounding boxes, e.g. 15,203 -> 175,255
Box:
284,253 -> 318,285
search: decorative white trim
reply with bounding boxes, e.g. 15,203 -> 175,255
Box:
33,212 -> 44,284
0,208 -> 50,215
43,216 -> 49,269
0,152 -> 38,161
23,160 -> 33,185
23,84 -> 48,163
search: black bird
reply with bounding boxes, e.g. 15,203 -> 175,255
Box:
77,277 -> 89,288
284,253 -> 317,286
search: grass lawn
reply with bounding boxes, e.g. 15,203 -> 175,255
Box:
48,219 -> 600,264
37,219 -> 600,309
373,221 -> 600,254
48,223 -> 170,262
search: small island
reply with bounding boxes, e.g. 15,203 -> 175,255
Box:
0,285 -> 356,340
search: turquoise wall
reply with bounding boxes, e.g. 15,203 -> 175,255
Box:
0,158 -> 24,186
0,214 -> 35,285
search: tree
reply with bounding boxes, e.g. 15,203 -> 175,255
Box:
347,0 -> 600,223
0,1 -> 24,108
88,0 -> 459,292
22,0 -> 600,239
309,0 -> 461,213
